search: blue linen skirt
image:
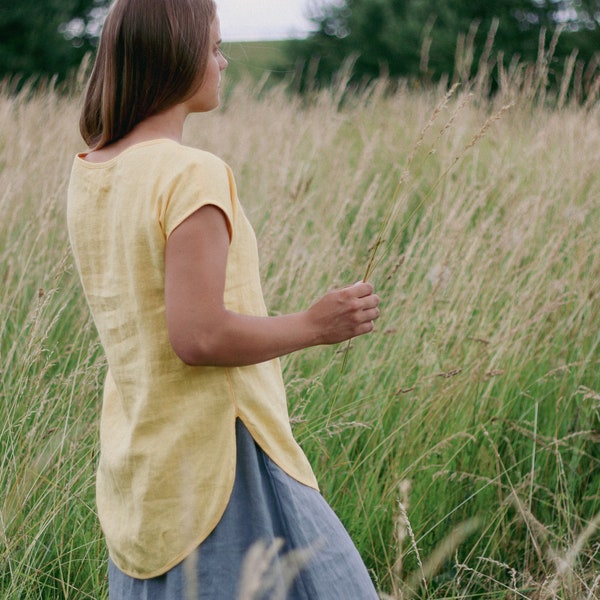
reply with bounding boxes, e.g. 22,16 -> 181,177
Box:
108,419 -> 379,599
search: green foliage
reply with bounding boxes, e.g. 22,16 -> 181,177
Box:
220,40 -> 303,92
289,0 -> 600,92
0,0 -> 107,84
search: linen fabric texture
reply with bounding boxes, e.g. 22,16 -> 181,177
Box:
108,419 -> 379,599
67,140 -> 318,578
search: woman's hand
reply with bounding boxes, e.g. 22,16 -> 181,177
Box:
304,282 -> 380,345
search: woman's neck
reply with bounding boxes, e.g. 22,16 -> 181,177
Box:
127,105 -> 188,145
84,104 -> 189,163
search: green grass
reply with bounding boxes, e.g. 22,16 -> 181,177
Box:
0,64 -> 599,598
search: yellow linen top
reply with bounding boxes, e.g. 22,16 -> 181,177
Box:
67,139 -> 318,579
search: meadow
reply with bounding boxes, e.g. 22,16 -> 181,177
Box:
0,44 -> 599,598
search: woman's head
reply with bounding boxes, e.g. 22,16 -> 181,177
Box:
80,0 -> 217,149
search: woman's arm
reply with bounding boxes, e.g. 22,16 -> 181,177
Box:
165,205 -> 380,367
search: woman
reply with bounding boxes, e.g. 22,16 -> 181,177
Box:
67,0 -> 381,597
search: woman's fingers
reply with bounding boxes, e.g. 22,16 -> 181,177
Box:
307,282 -> 380,344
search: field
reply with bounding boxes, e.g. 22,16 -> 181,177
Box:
219,40 -> 304,88
1,43 -> 599,599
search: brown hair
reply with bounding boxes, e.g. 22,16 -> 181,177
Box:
80,0 -> 216,149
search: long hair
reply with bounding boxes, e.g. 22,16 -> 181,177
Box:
80,0 -> 216,149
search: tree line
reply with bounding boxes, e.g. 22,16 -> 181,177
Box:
290,0 -> 600,94
1,0 -> 599,93
0,0 -> 106,85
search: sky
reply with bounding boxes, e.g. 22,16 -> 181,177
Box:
216,0 -> 327,41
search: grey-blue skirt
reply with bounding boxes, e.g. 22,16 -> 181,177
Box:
108,419 -> 379,599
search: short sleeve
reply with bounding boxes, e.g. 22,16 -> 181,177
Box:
160,153 -> 235,241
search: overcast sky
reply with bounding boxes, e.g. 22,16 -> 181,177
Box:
216,0 -> 328,41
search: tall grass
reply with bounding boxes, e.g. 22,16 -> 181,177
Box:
0,85 -> 106,597
1,58 -> 598,598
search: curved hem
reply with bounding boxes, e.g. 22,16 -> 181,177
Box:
235,415 -> 319,494
107,448 -> 237,580
105,415 -> 318,580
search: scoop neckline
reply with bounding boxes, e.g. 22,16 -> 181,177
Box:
76,138 -> 178,167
